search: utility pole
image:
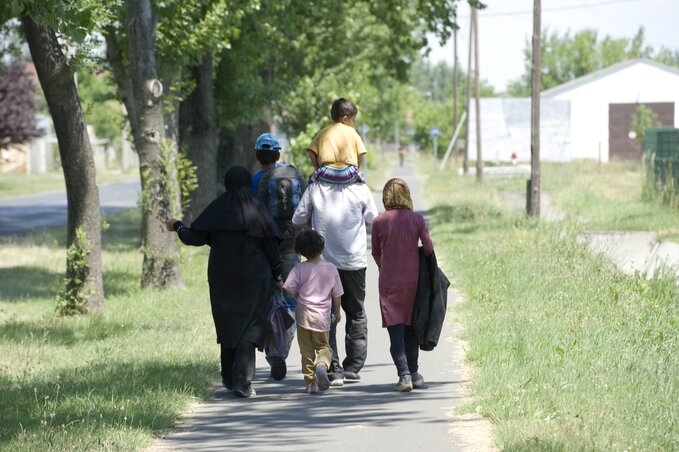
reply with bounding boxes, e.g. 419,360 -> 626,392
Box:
463,12 -> 473,174
528,0 -> 541,217
473,5 -> 483,182
453,27 -> 459,130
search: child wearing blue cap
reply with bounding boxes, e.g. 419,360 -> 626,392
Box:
252,132 -> 306,381
252,133 -> 283,194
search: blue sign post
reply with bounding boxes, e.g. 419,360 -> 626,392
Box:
430,127 -> 441,165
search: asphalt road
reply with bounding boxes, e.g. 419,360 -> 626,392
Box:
0,181 -> 140,237
151,161 -> 474,452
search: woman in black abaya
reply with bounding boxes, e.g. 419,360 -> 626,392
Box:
166,165 -> 283,398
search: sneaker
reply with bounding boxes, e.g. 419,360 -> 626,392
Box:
315,365 -> 330,391
233,387 -> 256,398
329,377 -> 344,387
270,360 -> 287,381
306,382 -> 319,394
411,372 -> 424,389
395,375 -> 413,392
344,371 -> 361,381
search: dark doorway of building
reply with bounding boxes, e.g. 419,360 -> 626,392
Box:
609,102 -> 674,160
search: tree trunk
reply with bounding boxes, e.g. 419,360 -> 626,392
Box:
218,121 -> 268,182
179,54 -> 218,222
104,25 -> 140,144
125,0 -> 182,288
22,13 -> 105,313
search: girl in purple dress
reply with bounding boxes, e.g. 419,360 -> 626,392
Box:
371,178 -> 434,392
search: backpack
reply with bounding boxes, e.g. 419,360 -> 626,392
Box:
257,164 -> 306,248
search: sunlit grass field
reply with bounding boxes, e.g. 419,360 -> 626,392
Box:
0,210 -> 216,450
0,150 -> 393,450
419,158 -> 679,450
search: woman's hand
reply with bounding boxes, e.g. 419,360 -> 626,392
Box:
165,219 -> 179,232
274,276 -> 284,291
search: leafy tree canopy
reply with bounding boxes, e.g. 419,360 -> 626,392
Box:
507,26 -> 678,96
214,0 -> 474,136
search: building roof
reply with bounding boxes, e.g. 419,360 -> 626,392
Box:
542,59 -> 679,98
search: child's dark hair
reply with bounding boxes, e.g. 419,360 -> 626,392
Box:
331,98 -> 358,122
294,230 -> 325,259
255,150 -> 280,165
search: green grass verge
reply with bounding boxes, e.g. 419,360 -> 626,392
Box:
0,209 -> 217,450
0,171 -> 137,199
420,158 -> 679,450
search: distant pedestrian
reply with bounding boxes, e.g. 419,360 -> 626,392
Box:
283,230 -> 343,394
307,98 -> 368,185
371,178 -> 434,392
166,165 -> 283,398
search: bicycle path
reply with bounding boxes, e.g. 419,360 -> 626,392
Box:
151,160 -> 495,452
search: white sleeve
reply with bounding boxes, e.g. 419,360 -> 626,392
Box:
363,186 -> 379,225
292,187 -> 313,225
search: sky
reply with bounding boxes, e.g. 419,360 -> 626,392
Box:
427,0 -> 679,93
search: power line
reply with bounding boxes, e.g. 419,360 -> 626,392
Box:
458,0 -> 642,18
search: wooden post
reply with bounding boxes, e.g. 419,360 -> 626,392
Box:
463,12 -> 473,175
528,0 -> 542,217
473,6 -> 483,182
453,27 -> 459,131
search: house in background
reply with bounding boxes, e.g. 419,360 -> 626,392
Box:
467,59 -> 679,163
543,59 -> 679,162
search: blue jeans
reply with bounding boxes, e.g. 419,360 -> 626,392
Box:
265,251 -> 298,364
387,324 -> 419,377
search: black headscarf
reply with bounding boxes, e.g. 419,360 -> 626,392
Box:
191,166 -> 283,240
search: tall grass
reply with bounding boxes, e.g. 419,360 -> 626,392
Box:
0,210 -> 217,450
421,158 -> 679,450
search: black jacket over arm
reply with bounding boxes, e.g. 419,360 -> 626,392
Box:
413,248 -> 450,351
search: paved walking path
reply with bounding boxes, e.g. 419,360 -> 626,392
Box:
0,181 -> 140,237
152,161 -> 494,452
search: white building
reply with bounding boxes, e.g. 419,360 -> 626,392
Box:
467,97 -> 571,163
468,59 -> 679,163
543,59 -> 679,162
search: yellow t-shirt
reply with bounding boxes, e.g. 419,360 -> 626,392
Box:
308,123 -> 367,168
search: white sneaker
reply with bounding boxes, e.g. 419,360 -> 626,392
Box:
330,377 -> 344,387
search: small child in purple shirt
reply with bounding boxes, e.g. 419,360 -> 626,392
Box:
283,230 -> 343,394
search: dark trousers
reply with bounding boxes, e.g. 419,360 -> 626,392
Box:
387,324 -> 419,377
329,268 -> 367,379
220,340 -> 256,392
